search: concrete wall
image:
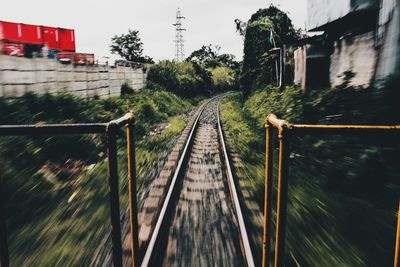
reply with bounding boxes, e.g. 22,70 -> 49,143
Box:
294,47 -> 307,90
308,0 -> 379,30
375,0 -> 400,81
0,55 -> 148,97
330,31 -> 377,88
308,0 -> 349,30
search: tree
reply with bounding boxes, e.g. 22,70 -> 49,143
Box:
186,44 -> 220,68
241,5 -> 299,97
234,19 -> 247,36
110,29 -> 154,63
186,44 -> 239,70
147,61 -> 213,97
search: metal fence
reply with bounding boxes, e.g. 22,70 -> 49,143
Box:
262,114 -> 400,267
0,113 -> 139,267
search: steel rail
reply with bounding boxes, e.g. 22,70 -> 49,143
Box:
395,202 -> 400,267
140,101 -> 208,267
217,102 -> 255,267
141,95 -> 253,266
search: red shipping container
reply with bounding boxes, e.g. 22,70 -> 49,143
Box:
0,21 -> 24,43
43,26 -> 60,50
57,52 -> 94,65
74,53 -> 94,65
22,23 -> 43,45
0,42 -> 24,57
57,51 -> 74,62
59,28 -> 76,52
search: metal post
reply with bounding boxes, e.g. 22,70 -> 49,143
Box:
127,119 -> 139,267
395,202 -> 400,267
0,173 -> 9,267
262,123 -> 274,267
274,127 -> 291,267
106,123 -> 123,267
279,48 -> 283,89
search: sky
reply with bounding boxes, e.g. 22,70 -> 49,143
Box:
0,0 -> 307,63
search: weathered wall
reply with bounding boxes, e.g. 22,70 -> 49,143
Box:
308,0 -> 379,30
294,46 -> 307,90
308,0 -> 350,30
0,55 -> 148,97
330,31 -> 377,88
375,0 -> 400,81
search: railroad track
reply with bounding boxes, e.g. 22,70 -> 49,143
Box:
140,96 -> 255,267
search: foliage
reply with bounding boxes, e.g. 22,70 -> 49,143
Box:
0,90 -> 192,266
210,67 -> 236,92
146,60 -> 214,97
220,79 -> 400,266
186,44 -> 240,70
241,5 -> 299,97
120,82 -> 134,95
148,49 -> 240,98
234,19 -> 247,36
110,29 -> 154,63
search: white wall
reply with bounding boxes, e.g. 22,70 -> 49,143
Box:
0,55 -> 148,97
308,0 -> 350,30
308,0 -> 378,30
294,46 -> 307,90
375,0 -> 400,81
330,31 -> 377,88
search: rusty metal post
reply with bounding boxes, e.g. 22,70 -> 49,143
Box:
126,116 -> 139,267
274,126 -> 291,267
262,121 -> 274,267
106,123 -> 123,267
395,202 -> 400,267
0,173 -> 9,267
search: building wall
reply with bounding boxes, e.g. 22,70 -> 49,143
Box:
330,31 -> 377,88
375,0 -> 400,81
0,55 -> 148,97
294,46 -> 307,90
308,0 -> 350,30
308,0 -> 379,30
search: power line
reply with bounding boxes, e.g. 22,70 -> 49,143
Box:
173,8 -> 186,62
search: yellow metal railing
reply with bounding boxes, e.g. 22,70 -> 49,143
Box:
262,114 -> 400,267
0,113 -> 139,267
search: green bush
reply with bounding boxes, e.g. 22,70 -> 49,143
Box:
210,66 -> 236,92
147,60 -> 213,97
121,82 -> 134,95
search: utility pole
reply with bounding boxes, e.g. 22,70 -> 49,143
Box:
173,8 -> 186,62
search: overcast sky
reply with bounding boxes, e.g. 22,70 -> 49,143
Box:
1,0 -> 307,62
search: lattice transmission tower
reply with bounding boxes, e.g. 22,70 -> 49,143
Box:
173,8 -> 186,62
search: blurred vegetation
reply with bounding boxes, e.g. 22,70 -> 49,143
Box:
0,89 -> 193,266
220,76 -> 400,266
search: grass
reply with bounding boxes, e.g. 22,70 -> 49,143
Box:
0,89 -> 194,266
220,89 -> 399,266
